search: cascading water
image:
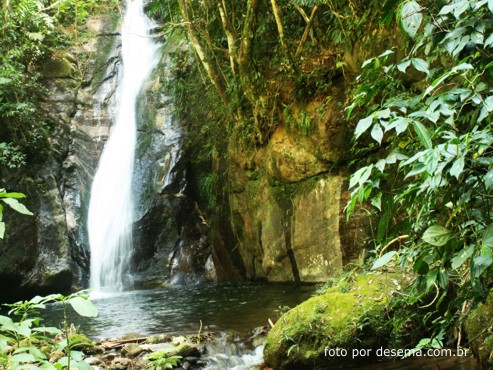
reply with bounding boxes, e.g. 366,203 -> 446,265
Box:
88,0 -> 161,293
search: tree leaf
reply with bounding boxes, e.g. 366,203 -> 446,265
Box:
0,222 -> 5,239
449,156 -> 465,179
0,315 -> 16,331
483,223 -> 493,248
11,353 -> 35,364
68,297 -> 98,318
473,255 -> 492,278
355,114 -> 374,138
371,192 -> 382,211
451,246 -> 474,269
371,124 -> 384,145
412,58 -> 430,75
399,1 -> 423,38
1,198 -> 33,216
485,169 -> 493,190
33,326 -> 62,335
412,121 -> 432,149
422,225 -> 452,246
371,251 -> 398,270
397,60 -> 411,73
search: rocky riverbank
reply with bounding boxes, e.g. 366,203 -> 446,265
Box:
70,330 -> 267,370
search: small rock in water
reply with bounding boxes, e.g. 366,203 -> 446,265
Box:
170,343 -> 201,358
182,361 -> 191,370
140,342 -> 176,352
145,334 -> 172,344
121,333 -> 142,340
184,356 -> 200,363
172,336 -> 186,345
84,356 -> 102,365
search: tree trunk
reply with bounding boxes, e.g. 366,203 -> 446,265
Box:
237,0 -> 260,105
217,1 -> 237,76
271,0 -> 298,72
295,5 -> 319,58
177,0 -> 229,105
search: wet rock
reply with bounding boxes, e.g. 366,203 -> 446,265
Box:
169,343 -> 201,358
121,343 -> 140,356
140,342 -> 176,353
121,333 -> 142,340
127,346 -> 144,358
172,336 -> 187,345
145,334 -> 172,344
84,356 -> 102,365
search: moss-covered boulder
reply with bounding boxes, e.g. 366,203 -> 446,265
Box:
264,272 -> 408,369
465,289 -> 493,367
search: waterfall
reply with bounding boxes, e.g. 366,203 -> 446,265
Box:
88,0 -> 161,293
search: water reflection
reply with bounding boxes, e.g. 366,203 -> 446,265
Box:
44,282 -> 315,339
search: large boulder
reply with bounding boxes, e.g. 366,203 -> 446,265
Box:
264,272 -> 409,369
465,289 -> 493,367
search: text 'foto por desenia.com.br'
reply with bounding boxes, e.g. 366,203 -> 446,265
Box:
324,347 -> 470,359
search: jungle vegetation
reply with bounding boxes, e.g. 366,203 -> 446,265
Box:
147,0 -> 493,349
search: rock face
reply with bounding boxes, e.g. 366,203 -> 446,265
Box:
220,97 -> 371,282
0,10 -> 215,300
0,12 -> 122,301
264,273 -> 410,369
131,40 -> 212,286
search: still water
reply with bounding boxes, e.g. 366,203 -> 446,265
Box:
44,282 -> 314,340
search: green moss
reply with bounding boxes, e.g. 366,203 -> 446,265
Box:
465,289 -> 493,366
69,333 -> 94,351
264,272 -> 406,369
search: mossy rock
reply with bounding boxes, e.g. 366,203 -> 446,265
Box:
264,272 -> 408,369
465,289 -> 493,367
41,56 -> 75,78
69,333 -> 95,352
169,343 -> 201,358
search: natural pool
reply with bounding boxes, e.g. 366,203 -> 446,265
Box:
44,282 -> 314,339
41,282 -> 479,369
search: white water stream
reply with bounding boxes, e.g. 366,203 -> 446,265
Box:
88,0 -> 161,293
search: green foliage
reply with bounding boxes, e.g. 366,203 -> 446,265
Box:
0,0 -> 118,173
347,0 -> 493,339
146,349 -> 182,369
198,172 -> 219,210
0,189 -> 33,239
0,291 -> 98,369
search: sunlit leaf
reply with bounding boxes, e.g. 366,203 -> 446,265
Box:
449,156 -> 465,179
355,114 -> 374,138
399,1 -> 423,38
1,198 -> 33,215
412,121 -> 432,149
68,297 -> 98,318
371,251 -> 397,270
451,246 -> 474,269
371,124 -> 384,145
422,225 -> 451,246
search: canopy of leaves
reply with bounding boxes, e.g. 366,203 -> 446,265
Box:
347,0 -> 493,340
